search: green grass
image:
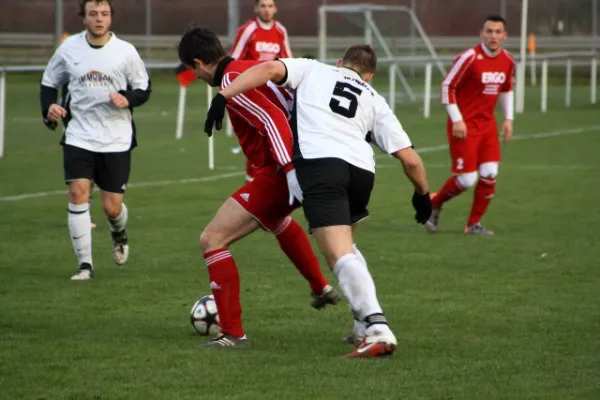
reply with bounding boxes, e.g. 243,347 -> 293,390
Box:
1,73 -> 599,399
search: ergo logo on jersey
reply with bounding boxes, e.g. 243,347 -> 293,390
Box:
255,41 -> 281,53
481,72 -> 506,84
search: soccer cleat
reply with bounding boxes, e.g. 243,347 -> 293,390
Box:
199,334 -> 249,349
111,229 -> 129,265
464,222 -> 494,236
425,207 -> 441,233
311,285 -> 341,310
342,329 -> 365,345
71,263 -> 94,280
344,329 -> 397,358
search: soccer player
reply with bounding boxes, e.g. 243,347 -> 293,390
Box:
426,15 -> 515,235
177,27 -> 340,349
40,0 -> 151,280
205,45 -> 432,358
230,0 -> 293,181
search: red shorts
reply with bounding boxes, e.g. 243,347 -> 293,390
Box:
231,167 -> 297,233
447,128 -> 501,174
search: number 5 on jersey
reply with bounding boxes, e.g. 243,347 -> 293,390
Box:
329,82 -> 363,118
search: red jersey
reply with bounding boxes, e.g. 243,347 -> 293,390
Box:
441,44 -> 515,132
216,57 -> 294,172
230,18 -> 292,61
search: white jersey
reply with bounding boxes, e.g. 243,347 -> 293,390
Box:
41,31 -> 150,153
278,58 -> 412,173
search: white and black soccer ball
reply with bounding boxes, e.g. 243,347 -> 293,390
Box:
190,295 -> 221,336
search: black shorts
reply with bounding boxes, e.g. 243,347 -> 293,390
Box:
63,144 -> 131,194
295,157 -> 375,232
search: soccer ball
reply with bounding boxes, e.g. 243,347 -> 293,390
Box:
190,295 -> 221,336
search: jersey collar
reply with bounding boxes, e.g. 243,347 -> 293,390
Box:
480,43 -> 500,58
341,66 -> 363,80
213,56 -> 235,87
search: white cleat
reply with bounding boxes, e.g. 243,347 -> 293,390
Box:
111,229 -> 129,265
71,263 -> 94,280
425,208 -> 441,233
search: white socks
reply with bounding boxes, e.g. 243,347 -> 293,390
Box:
108,203 -> 128,232
345,244 -> 392,335
68,203 -> 93,267
333,253 -> 388,329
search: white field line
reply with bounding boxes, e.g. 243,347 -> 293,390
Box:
0,125 -> 598,202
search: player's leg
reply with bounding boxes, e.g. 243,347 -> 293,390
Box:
63,145 -> 95,280
296,158 -> 396,358
342,226 -> 368,344
426,132 -> 480,233
267,216 -> 339,308
234,171 -> 337,308
465,131 -> 500,235
199,198 -> 261,348
95,151 -> 131,265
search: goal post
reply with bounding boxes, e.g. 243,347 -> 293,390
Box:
318,4 -> 446,105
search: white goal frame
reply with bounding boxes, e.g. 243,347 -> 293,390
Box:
318,3 -> 446,101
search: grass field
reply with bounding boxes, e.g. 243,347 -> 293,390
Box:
1,73 -> 599,399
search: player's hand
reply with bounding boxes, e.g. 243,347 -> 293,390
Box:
47,104 -> 67,122
500,119 -> 513,143
285,168 -> 304,205
452,121 -> 467,140
110,93 -> 130,109
411,191 -> 432,224
204,93 -> 227,137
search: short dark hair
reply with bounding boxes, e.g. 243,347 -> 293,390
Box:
78,0 -> 114,17
341,44 -> 377,74
484,15 -> 507,27
255,0 -> 277,4
178,27 -> 226,67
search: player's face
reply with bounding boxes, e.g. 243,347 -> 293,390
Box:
481,21 -> 507,52
255,0 -> 277,23
83,1 -> 112,38
189,59 -> 212,84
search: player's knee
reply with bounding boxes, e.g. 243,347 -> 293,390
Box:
456,171 -> 478,188
479,162 -> 499,179
102,202 -> 122,219
199,229 -> 226,253
68,182 -> 90,204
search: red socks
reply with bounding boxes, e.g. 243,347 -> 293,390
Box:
204,249 -> 244,338
467,177 -> 496,226
432,176 -> 466,209
275,217 -> 329,295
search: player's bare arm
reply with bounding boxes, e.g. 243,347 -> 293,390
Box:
392,147 -> 429,195
219,60 -> 286,100
499,91 -> 514,143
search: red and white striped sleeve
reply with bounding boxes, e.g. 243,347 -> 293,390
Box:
441,48 -> 476,105
222,72 -> 293,170
276,22 -> 292,58
230,20 -> 257,60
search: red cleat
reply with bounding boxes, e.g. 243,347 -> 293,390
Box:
344,331 -> 397,358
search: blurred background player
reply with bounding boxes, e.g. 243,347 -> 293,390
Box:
229,0 -> 292,181
178,27 -> 339,349
426,15 -> 515,236
40,0 -> 151,280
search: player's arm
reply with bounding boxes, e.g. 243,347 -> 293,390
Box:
40,48 -> 69,129
112,50 -> 151,109
222,72 -> 293,171
278,25 -> 293,58
230,24 -> 252,59
371,97 -> 431,223
441,50 -> 476,139
220,58 -> 314,100
499,60 -> 515,143
371,97 -> 429,195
